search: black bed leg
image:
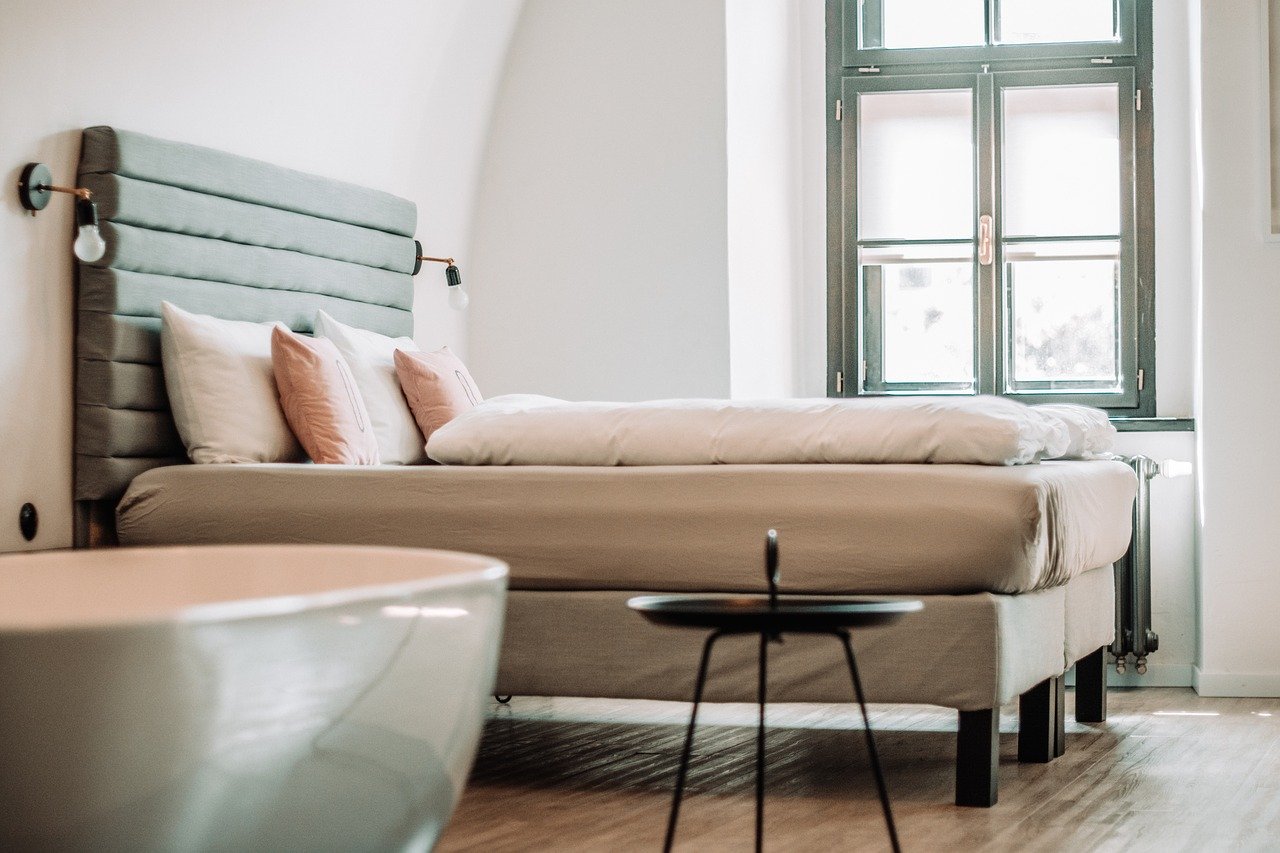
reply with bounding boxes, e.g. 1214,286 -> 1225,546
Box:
1075,646 -> 1109,723
1018,676 -> 1065,763
956,708 -> 999,807
1054,675 -> 1066,757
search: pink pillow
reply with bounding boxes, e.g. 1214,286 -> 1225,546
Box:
271,327 -> 380,465
393,347 -> 484,441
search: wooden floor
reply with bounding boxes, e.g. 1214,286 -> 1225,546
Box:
438,689 -> 1280,852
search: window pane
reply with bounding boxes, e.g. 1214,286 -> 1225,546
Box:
878,261 -> 975,384
998,0 -> 1117,45
858,90 -> 974,240
1009,257 -> 1119,387
1002,84 -> 1120,237
872,0 -> 986,49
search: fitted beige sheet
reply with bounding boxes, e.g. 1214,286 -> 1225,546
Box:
117,460 -> 1134,595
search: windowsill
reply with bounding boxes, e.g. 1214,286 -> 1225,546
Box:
1109,417 -> 1195,432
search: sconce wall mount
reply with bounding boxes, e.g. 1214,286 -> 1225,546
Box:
413,239 -> 469,310
18,162 -> 58,212
17,161 -> 107,262
19,162 -> 94,211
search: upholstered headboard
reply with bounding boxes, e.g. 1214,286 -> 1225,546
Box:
74,126 -> 417,520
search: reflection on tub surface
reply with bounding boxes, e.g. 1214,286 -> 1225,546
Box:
0,545 -> 507,852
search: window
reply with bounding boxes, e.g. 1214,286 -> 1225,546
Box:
827,0 -> 1154,414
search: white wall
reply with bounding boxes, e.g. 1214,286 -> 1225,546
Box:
467,0 -> 731,401
0,0 -> 522,552
1153,0 -> 1199,418
462,0 -> 831,402
725,1 -> 802,398
797,0 -> 832,399
1193,0 -> 1280,696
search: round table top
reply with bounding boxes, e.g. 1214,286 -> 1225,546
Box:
627,594 -> 923,633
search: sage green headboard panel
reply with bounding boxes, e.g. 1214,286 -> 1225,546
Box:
75,126 -> 417,500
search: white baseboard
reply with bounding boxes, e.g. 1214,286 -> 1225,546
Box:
1064,662 -> 1193,689
1192,667 -> 1280,697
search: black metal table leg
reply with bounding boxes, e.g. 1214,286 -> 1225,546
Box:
755,631 -> 769,853
662,624 -> 908,852
664,629 -> 723,853
836,630 -> 902,853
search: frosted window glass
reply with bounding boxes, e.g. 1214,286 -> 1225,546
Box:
998,0 -> 1117,45
858,90 -> 974,241
1002,85 -> 1120,237
878,0 -> 985,49
1010,258 -> 1119,385
881,263 -> 975,384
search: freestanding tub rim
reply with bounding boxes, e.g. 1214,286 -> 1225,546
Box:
0,544 -> 508,633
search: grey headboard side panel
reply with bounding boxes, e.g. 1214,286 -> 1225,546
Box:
75,127 -> 417,501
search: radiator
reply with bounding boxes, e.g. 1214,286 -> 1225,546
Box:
1111,455 -> 1160,674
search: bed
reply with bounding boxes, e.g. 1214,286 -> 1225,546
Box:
74,126 -> 1137,807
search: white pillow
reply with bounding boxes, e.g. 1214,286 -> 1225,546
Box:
1033,403 -> 1116,459
313,310 -> 426,464
160,302 -> 304,464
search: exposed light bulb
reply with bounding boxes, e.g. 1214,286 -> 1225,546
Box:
74,224 -> 106,262
73,198 -> 106,262
449,285 -> 470,311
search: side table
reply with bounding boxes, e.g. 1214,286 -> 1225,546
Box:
628,530 -> 922,853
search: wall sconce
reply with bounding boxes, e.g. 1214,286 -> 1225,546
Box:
413,240 -> 468,310
17,163 -> 107,262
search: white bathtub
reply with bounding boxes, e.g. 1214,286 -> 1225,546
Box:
0,545 -> 507,852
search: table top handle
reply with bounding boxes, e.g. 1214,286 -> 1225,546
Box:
765,529 -> 779,609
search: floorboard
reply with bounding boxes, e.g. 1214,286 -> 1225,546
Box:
439,689 -> 1280,852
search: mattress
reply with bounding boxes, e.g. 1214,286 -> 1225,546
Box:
116,460 -> 1135,595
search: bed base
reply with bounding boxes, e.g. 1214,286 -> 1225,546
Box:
496,581 -> 1114,808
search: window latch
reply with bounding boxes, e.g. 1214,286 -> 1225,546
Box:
978,215 -> 994,266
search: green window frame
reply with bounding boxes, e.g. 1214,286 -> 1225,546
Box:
826,0 -> 1155,415
845,0 -> 1137,67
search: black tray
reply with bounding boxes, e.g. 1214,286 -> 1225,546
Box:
627,594 -> 923,633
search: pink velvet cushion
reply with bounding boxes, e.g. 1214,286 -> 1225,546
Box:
393,347 -> 484,441
271,327 -> 380,465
